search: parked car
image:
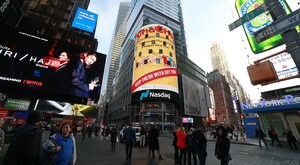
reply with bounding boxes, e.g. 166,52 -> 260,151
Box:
119,126 -> 141,146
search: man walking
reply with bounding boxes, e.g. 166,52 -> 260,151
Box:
255,126 -> 268,148
192,125 -> 207,165
123,124 -> 136,161
4,110 -> 44,165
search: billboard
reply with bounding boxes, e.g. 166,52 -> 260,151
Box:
0,26 -> 106,102
72,7 -> 98,33
235,0 -> 293,54
182,74 -> 208,117
132,24 -> 178,102
269,52 -> 298,79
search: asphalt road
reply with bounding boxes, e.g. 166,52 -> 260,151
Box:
76,135 -> 300,165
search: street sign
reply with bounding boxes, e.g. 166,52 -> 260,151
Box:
254,8 -> 300,43
228,3 -> 267,31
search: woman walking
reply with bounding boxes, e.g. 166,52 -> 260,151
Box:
176,127 -> 187,165
215,126 -> 231,165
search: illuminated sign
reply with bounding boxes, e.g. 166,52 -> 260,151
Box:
182,117 -> 193,124
72,8 -> 98,33
235,0 -> 292,54
0,26 -> 106,102
242,95 -> 300,110
269,52 -> 298,79
4,98 -> 30,111
132,24 -> 178,102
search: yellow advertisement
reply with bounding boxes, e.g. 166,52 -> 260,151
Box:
132,24 -> 178,94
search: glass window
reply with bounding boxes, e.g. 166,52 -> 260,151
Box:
151,40 -> 155,44
145,34 -> 148,38
156,59 -> 160,64
144,60 -> 148,64
169,52 -> 172,57
139,52 -> 142,57
149,49 -> 153,54
136,63 -> 139,68
163,41 -> 166,46
159,49 -> 163,54
166,35 -> 169,39
156,33 -> 160,37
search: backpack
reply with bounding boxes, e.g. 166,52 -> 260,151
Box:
192,130 -> 207,149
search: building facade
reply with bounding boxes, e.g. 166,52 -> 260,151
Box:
0,0 -> 97,50
107,0 -> 208,128
207,70 -> 236,125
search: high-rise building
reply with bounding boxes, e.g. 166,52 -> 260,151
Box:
107,0 -> 208,126
210,42 -> 247,115
105,2 -> 131,101
0,0 -> 97,50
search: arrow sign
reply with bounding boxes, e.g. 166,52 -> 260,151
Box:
228,3 -> 267,31
254,8 -> 300,43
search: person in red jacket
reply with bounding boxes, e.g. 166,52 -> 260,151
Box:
176,127 -> 187,165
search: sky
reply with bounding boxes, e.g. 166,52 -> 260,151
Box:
88,0 -> 300,101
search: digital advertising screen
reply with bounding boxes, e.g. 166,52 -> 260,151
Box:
72,7 -> 98,33
132,24 -> 178,102
0,26 -> 106,103
235,0 -> 293,54
182,117 -> 193,124
182,74 -> 208,117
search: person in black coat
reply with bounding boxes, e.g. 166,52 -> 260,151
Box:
148,124 -> 163,160
255,126 -> 268,148
268,126 -> 281,147
283,129 -> 298,150
215,126 -> 231,165
4,111 -> 44,165
110,126 -> 117,151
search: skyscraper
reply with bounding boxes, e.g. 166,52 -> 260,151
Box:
107,0 -> 207,126
105,2 -> 131,100
0,0 -> 97,50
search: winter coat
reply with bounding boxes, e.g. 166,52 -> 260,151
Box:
110,128 -> 117,142
4,125 -> 42,165
255,129 -> 266,138
215,136 -> 230,160
176,130 -> 187,149
52,133 -> 76,165
148,127 -> 160,150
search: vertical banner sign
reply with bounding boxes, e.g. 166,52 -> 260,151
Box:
235,0 -> 292,54
132,24 -> 178,101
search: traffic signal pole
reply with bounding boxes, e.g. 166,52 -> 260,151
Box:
265,0 -> 300,73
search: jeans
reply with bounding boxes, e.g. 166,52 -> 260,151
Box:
140,135 -> 146,146
194,148 -> 207,165
187,148 -> 197,165
125,141 -> 134,160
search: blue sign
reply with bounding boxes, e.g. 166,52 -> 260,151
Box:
72,8 -> 98,33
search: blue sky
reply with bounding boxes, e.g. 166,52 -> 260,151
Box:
88,0 -> 300,101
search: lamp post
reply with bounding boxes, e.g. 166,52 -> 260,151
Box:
133,99 -> 143,124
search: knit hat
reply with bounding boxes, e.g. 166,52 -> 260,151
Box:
27,111 -> 42,124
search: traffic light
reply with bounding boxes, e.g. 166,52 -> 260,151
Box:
240,114 -> 245,120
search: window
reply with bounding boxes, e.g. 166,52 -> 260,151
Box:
145,34 -> 148,38
139,52 -> 142,57
149,49 -> 153,54
159,49 -> 163,54
156,33 -> 160,37
166,35 -> 169,39
171,45 -> 174,49
151,40 -> 155,44
163,41 -> 166,46
169,52 -> 172,57
144,60 -> 148,64
142,42 -> 145,47
156,59 -> 160,64
136,63 -> 139,68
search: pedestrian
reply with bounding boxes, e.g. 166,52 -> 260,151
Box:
81,124 -> 87,142
255,126 -> 268,148
176,126 -> 187,165
192,125 -> 207,165
0,119 -> 5,152
283,129 -> 298,150
140,125 -> 146,148
4,110 -> 44,165
268,126 -> 281,147
173,126 -> 180,164
123,124 -> 136,161
148,124 -> 163,160
110,125 -> 117,151
233,126 -> 239,141
215,126 -> 231,165
186,128 -> 197,165
52,122 -> 77,165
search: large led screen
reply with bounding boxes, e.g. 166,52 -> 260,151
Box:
72,7 -> 98,33
0,26 -> 106,102
235,0 -> 292,54
182,74 -> 208,117
132,24 -> 178,102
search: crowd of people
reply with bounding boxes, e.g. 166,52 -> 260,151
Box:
0,113 -> 299,165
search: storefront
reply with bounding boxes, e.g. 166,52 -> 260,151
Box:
243,95 -> 300,140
